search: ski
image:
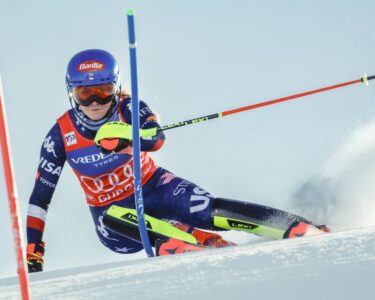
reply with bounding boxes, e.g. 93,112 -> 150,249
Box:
103,205 -> 198,247
103,204 -> 329,256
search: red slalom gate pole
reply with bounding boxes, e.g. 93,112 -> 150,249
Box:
0,76 -> 31,300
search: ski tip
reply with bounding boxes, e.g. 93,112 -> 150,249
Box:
127,9 -> 135,16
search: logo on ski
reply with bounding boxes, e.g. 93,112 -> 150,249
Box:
227,219 -> 259,230
121,213 -> 152,230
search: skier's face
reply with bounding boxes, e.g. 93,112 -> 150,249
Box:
80,100 -> 113,121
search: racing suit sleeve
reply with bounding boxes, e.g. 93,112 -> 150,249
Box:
26,123 -> 66,243
121,98 -> 165,152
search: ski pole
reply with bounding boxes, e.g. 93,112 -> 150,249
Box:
127,9 -> 154,257
0,76 -> 31,299
96,73 -> 375,148
160,74 -> 375,132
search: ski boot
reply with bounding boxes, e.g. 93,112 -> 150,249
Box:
284,221 -> 330,238
156,238 -> 206,256
172,223 -> 236,248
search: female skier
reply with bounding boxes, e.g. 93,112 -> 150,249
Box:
26,49 -> 327,272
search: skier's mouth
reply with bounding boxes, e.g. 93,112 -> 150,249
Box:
90,108 -> 103,112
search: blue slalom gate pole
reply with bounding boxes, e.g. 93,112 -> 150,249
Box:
127,9 -> 154,257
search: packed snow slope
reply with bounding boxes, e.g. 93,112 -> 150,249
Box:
1,226 -> 374,300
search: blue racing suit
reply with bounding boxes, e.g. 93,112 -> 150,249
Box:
27,97 -> 215,253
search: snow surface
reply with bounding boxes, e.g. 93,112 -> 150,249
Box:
1,226 -> 374,300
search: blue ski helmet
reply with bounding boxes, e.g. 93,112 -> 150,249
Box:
65,49 -> 122,129
66,49 -> 120,89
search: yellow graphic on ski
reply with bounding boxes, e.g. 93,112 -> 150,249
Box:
104,205 -> 198,245
213,215 -> 285,240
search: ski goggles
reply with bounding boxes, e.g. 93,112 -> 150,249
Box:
72,83 -> 116,106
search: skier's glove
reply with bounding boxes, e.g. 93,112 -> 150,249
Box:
99,137 -> 132,154
26,241 -> 45,273
94,122 -> 158,153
